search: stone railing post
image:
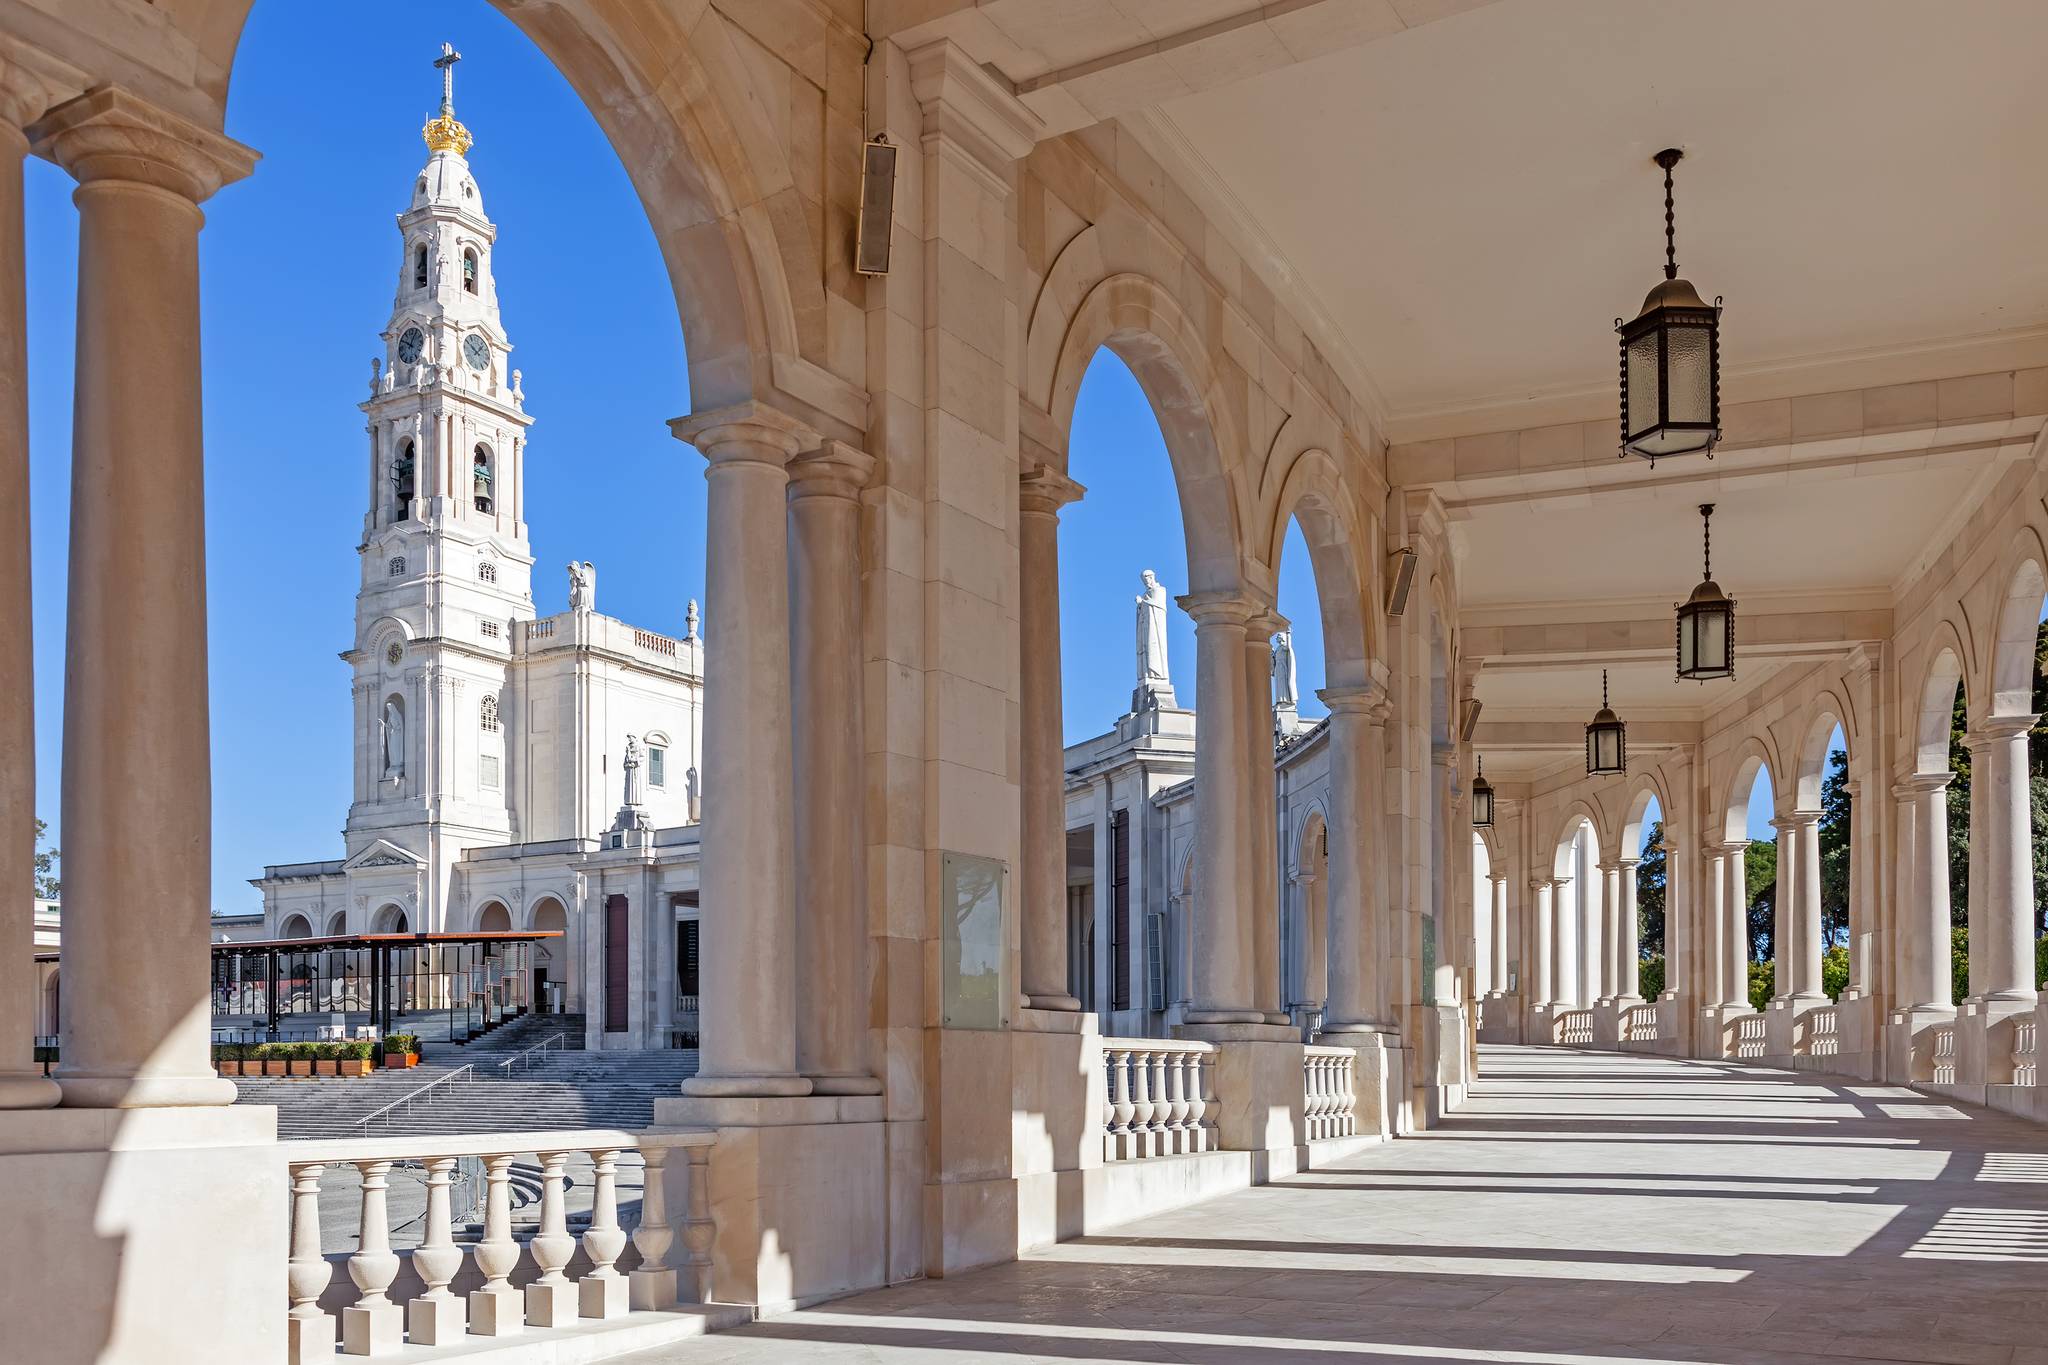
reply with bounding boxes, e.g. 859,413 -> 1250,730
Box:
628,1145 -> 677,1310
468,1152 -> 522,1335
526,1151 -> 577,1325
286,1162 -> 333,1364
342,1160 -> 400,1355
407,1156 -> 464,1344
680,1146 -> 715,1304
580,1148 -> 629,1319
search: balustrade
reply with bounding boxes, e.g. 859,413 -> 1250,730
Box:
1553,1009 -> 1594,1047
1102,1039 -> 1213,1161
281,1129 -> 713,1362
1622,1004 -> 1659,1045
1932,1023 -> 1959,1085
1302,1046 -> 1357,1140
1806,1005 -> 1841,1059
2014,1018 -> 2037,1088
1733,1013 -> 1768,1059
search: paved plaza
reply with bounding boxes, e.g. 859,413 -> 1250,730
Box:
626,1046 -> 2048,1365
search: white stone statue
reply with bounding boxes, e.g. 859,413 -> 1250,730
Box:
685,598 -> 700,640
567,560 -> 596,612
685,765 -> 700,821
622,734 -> 644,808
1273,629 -> 1298,708
1133,569 -> 1176,712
382,699 -> 405,778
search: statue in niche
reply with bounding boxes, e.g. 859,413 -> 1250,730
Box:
382,699 -> 405,779
1272,630 -> 1298,709
567,560 -> 596,612
1132,569 -> 1176,712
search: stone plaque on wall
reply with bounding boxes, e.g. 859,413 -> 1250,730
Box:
941,852 -> 1008,1030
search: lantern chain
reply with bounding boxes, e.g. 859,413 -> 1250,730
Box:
1656,147 -> 1682,281
1699,501 -> 1714,581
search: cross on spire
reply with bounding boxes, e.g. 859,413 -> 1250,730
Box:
434,42 -> 461,117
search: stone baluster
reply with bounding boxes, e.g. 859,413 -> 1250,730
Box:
1200,1053 -> 1220,1150
680,1146 -> 715,1304
1108,1049 -> 1134,1158
1126,1048 -> 1155,1158
1147,1050 -> 1172,1149
342,1160 -> 401,1356
628,1146 -> 678,1309
407,1156 -> 464,1344
580,1148 -> 629,1318
468,1153 -> 522,1335
1179,1053 -> 1206,1152
1337,1056 -> 1356,1136
526,1151 -> 578,1325
1163,1050 -> 1190,1153
1313,1056 -> 1332,1138
286,1162 -> 333,1365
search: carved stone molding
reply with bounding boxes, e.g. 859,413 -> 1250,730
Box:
30,86 -> 256,202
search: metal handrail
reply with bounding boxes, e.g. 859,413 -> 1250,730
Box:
496,1032 -> 567,1076
352,1063 -> 474,1131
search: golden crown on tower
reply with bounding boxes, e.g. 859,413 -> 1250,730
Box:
422,42 -> 472,154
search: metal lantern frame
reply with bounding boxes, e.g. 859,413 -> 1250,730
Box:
1585,669 -> 1627,776
1676,502 -> 1737,682
1470,757 -> 1494,829
1617,148 -> 1722,464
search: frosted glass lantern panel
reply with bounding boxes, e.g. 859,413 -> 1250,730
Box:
1667,325 -> 1712,424
1625,332 -> 1661,435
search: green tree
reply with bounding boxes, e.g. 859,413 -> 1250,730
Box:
1747,960 -> 1774,1011
1947,682 -> 1970,926
1821,944 -> 1849,1001
1637,822 -> 1666,957
1638,954 -> 1665,999
32,818 -> 58,899
1744,838 -> 1777,962
1817,748 -> 1851,948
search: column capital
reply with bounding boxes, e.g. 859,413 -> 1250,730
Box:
1967,713 -> 2039,746
1893,771 -> 1954,798
1615,857 -> 1641,871
906,38 -> 1043,184
1527,877 -> 1554,892
669,399 -> 817,467
1770,812 -> 1820,833
1317,684 -> 1390,720
31,86 -> 255,202
1247,607 -> 1289,638
0,36 -> 86,132
787,439 -> 874,501
1017,462 -> 1084,517
1176,590 -> 1260,629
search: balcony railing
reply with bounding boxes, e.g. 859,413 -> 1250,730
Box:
282,1128 -> 713,1362
1733,1012 -> 1768,1059
1302,1045 -> 1358,1140
1931,1023 -> 1959,1085
1101,1038 -> 1214,1161
2011,1017 -> 2036,1088
1806,1005 -> 1841,1058
1553,1009 -> 1594,1047
1622,1003 -> 1659,1044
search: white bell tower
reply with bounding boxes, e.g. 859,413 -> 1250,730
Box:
345,43 -> 535,919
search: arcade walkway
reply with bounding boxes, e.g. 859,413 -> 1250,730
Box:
630,1045 -> 2048,1365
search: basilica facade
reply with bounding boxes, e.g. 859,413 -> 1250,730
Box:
247,77 -> 707,1048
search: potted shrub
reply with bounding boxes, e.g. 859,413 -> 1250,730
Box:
287,1044 -> 315,1078
313,1042 -> 340,1077
338,1041 -> 373,1078
381,1034 -> 419,1069
258,1044 -> 288,1078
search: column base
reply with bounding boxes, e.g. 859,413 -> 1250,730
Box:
0,1071 -> 60,1109
1025,992 -> 1081,1011
288,1313 -> 335,1364
55,1067 -> 238,1108
466,1286 -> 523,1336
679,1072 -> 814,1098
525,1279 -> 579,1328
628,1266 -> 678,1311
806,1071 -> 884,1095
1181,1007 -> 1267,1025
579,1272 -> 630,1319
341,1301 -> 401,1356
405,1293 -> 464,1345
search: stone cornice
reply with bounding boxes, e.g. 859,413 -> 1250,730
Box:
0,35 -> 85,131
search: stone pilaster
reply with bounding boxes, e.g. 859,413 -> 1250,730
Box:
34,87 -> 255,1107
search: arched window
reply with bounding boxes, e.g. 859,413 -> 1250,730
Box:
472,443 -> 493,513
387,556 -> 406,577
393,438 -> 416,521
462,249 -> 478,294
414,243 -> 428,289
477,560 -> 498,584
481,694 -> 500,733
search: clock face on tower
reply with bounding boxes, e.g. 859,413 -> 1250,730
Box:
463,334 -> 490,371
397,327 -> 425,364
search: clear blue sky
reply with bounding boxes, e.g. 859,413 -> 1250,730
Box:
23,3 -> 1328,913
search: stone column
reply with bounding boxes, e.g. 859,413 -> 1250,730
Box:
1700,844 -> 1726,1009
670,402 -> 816,1097
1617,858 -> 1641,999
1180,593 -> 1259,1023
1894,775 -> 1954,1011
1967,717 -> 2038,1004
1492,874 -> 1510,996
1018,465 -> 1084,1010
1529,879 -> 1555,1012
1245,611 -> 1285,1022
34,89 -> 253,1107
1788,812 -> 1824,1000
1722,841 -> 1751,1009
788,440 -> 882,1093
1321,687 -> 1389,1032
1550,876 -> 1575,1008
1597,860 -> 1623,1002
0,51 -> 67,1111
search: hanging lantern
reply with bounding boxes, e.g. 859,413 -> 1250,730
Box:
1676,502 -> 1736,681
1617,148 -> 1721,463
1586,669 -> 1626,776
1470,756 -> 1494,828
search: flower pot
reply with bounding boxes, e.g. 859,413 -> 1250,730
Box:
383,1054 -> 409,1070
263,1060 -> 287,1077
338,1059 -> 371,1078
290,1057 -> 314,1077
315,1060 -> 339,1077
404,1053 -> 420,1068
